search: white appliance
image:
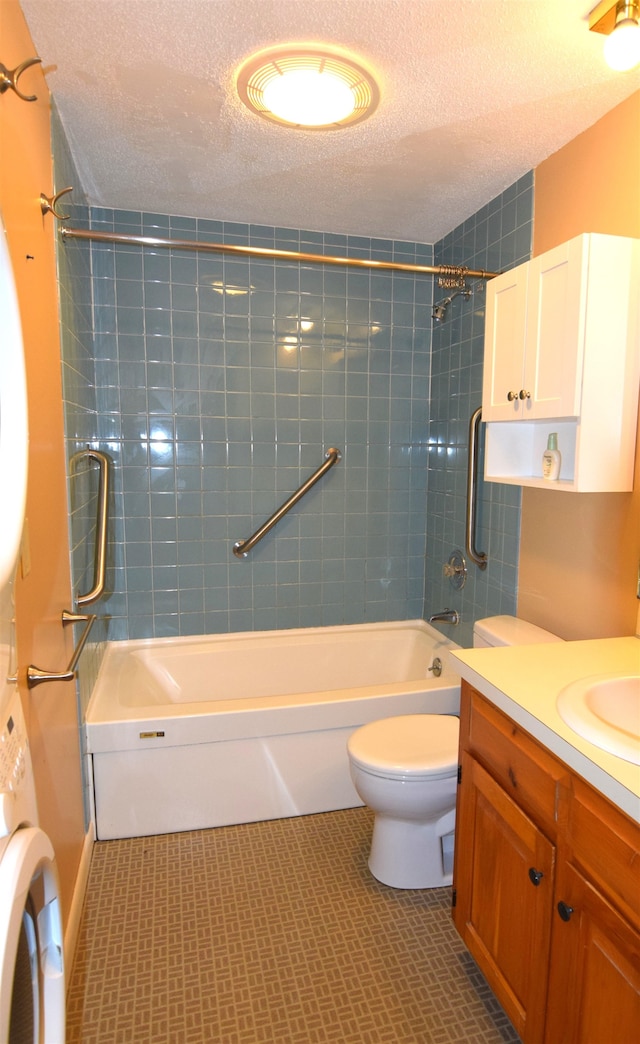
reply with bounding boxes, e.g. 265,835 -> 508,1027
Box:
0,692 -> 65,1042
0,209 -> 65,1040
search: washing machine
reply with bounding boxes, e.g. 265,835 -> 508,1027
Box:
0,690 -> 65,1042
0,208 -> 66,1040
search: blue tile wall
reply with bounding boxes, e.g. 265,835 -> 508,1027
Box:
424,173 -> 534,646
83,210 -> 434,638
53,109 -> 531,648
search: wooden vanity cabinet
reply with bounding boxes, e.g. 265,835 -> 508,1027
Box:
544,776 -> 640,1044
454,750 -> 556,1042
453,682 -> 640,1044
544,860 -> 640,1043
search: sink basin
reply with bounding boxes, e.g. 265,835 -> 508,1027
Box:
557,673 -> 640,765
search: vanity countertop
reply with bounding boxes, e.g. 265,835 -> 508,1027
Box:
450,636 -> 640,823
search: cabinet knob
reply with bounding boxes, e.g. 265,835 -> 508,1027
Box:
528,867 -> 544,886
519,388 -> 531,400
557,901 -> 574,922
507,390 -> 519,401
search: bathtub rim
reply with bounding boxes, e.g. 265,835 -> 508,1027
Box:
85,618 -> 461,753
94,617 -> 455,658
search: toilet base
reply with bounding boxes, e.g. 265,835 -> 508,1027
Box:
368,809 -> 456,889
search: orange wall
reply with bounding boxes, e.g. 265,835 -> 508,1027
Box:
0,0 -> 85,927
518,91 -> 640,640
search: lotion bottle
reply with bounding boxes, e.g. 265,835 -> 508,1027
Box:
542,432 -> 561,481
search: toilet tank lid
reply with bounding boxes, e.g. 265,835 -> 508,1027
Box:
473,615 -> 563,646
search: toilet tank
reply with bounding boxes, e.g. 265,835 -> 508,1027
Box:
473,615 -> 563,648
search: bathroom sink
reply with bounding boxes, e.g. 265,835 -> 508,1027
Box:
556,674 -> 640,765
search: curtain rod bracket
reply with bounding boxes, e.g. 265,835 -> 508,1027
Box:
41,187 -> 74,221
0,57 -> 42,102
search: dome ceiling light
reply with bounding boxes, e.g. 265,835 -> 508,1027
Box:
236,45 -> 380,129
589,0 -> 640,71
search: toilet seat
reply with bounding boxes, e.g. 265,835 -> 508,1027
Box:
348,714 -> 459,781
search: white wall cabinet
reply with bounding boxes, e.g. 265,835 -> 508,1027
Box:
482,233 -> 640,491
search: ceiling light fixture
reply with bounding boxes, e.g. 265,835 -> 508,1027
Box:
589,0 -> 640,70
236,44 -> 379,129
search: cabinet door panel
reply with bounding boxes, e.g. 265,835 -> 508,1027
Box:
545,862 -> 640,1044
569,775 -> 640,927
454,753 -> 555,1042
524,237 -> 586,419
482,263 -> 528,421
467,688 -> 566,835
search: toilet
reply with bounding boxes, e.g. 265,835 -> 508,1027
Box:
348,714 -> 459,889
347,614 -> 563,889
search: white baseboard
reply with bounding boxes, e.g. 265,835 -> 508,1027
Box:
64,821 -> 95,986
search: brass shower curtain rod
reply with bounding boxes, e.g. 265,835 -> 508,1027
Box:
59,227 -> 500,282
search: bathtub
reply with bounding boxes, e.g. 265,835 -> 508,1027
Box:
85,620 -> 461,840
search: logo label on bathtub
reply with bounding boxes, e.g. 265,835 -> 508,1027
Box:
139,731 -> 165,739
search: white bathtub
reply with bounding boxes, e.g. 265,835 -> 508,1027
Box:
85,620 -> 461,840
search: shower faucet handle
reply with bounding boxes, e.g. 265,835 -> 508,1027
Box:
443,550 -> 467,590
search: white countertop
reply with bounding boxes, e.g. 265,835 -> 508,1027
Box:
451,637 -> 640,823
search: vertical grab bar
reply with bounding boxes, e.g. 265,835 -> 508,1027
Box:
71,449 -> 110,605
23,450 -> 110,686
466,408 -> 488,570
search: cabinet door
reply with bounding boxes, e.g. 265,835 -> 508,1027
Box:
453,752 -> 555,1043
482,261 -> 528,421
523,237 -> 587,420
544,861 -> 640,1044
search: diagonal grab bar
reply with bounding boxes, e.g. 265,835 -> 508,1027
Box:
466,408 -> 488,570
233,448 -> 342,558
70,449 -> 111,605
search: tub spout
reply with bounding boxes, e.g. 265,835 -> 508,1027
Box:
429,609 -> 460,625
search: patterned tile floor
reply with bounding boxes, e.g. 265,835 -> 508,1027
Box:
67,808 -> 520,1043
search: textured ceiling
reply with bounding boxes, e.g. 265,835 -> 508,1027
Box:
18,0 -> 640,242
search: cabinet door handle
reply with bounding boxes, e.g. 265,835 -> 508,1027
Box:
557,901 -> 574,922
519,388 -> 531,400
528,867 -> 544,886
507,390 -> 519,401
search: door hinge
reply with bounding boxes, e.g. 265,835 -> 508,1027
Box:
452,888 -> 457,908
457,763 -> 462,784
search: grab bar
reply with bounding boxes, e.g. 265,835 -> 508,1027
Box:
70,449 -> 110,606
233,448 -> 342,558
466,408 -> 488,570
25,611 -> 96,688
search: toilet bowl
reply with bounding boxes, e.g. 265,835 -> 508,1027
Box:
347,714 -> 459,889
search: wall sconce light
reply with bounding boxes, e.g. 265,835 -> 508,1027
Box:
589,0 -> 640,70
